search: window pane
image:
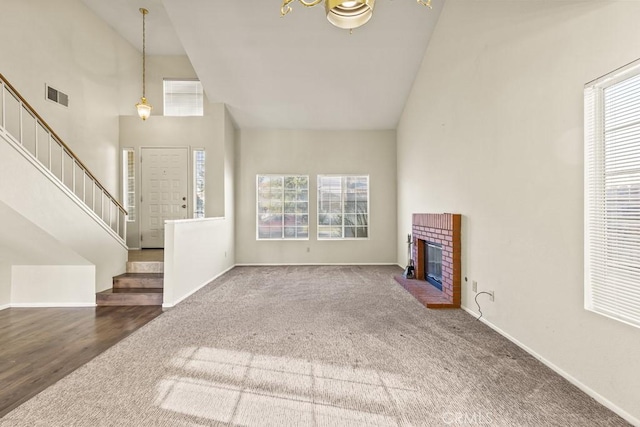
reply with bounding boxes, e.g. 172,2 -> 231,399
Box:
123,149 -> 136,221
194,150 -> 205,218
345,227 -> 356,238
317,175 -> 369,239
256,175 -> 308,240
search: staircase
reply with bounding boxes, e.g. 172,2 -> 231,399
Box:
96,252 -> 164,306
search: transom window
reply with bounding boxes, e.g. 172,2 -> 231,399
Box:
257,175 -> 309,240
584,59 -> 640,328
163,79 -> 203,117
317,175 -> 369,239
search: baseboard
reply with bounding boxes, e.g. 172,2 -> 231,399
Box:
235,263 -> 399,266
10,302 -> 96,308
0,304 -> 10,311
460,306 -> 640,426
163,264 -> 236,308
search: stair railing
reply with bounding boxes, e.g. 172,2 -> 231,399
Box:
0,73 -> 127,244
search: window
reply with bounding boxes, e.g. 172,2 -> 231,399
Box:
584,60 -> 640,328
163,79 -> 203,116
122,149 -> 136,221
194,149 -> 205,219
257,175 -> 309,239
318,175 -> 369,239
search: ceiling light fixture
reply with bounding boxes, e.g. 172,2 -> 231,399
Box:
281,0 -> 432,31
135,8 -> 152,121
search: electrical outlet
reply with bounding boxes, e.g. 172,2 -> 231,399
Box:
307,247 -> 311,253
488,291 -> 494,302
472,281 -> 477,293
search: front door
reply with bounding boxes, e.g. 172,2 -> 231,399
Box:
140,147 -> 188,248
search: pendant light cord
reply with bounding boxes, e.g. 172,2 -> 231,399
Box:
142,9 -> 146,99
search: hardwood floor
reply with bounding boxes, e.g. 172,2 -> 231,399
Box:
0,306 -> 162,417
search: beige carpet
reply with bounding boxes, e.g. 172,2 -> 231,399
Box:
1,266 -> 628,426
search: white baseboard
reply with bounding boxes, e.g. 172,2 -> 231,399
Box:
0,304 -> 10,311
235,263 -> 399,267
10,302 -> 96,308
460,306 -> 640,426
163,265 -> 236,308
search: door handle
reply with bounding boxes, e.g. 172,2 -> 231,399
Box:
182,197 -> 186,201
182,205 -> 186,208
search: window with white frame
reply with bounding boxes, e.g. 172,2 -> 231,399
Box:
318,175 -> 369,239
122,148 -> 136,221
584,60 -> 640,328
194,149 -> 205,219
257,175 -> 309,239
163,79 -> 203,116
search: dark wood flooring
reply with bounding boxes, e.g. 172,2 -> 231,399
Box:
0,306 -> 162,418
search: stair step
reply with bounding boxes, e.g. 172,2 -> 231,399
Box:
96,288 -> 163,306
113,273 -> 163,289
127,261 -> 164,274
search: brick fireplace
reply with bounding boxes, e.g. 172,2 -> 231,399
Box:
408,213 -> 461,308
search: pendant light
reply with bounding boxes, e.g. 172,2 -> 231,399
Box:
135,8 -> 152,120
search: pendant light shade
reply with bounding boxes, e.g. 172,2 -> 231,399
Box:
325,0 -> 374,30
136,97 -> 152,120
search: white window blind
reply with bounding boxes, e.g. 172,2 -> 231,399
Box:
163,79 -> 203,116
585,60 -> 640,328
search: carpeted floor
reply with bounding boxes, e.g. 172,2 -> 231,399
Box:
0,266 -> 629,426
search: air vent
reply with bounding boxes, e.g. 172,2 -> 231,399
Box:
46,84 -> 69,107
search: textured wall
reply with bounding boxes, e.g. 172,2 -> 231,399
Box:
236,129 -> 397,265
397,1 -> 640,422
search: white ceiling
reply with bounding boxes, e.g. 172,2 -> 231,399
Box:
81,0 -> 443,129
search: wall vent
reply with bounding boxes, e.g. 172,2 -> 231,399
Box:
46,84 -> 69,107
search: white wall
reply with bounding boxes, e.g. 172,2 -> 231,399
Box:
120,102 -> 227,248
163,218 -> 234,306
164,106 -> 235,306
397,1 -> 640,423
0,0 -> 139,196
11,266 -> 95,306
236,130 -> 397,265
0,264 -> 10,309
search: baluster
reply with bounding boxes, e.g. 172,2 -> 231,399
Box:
34,119 -> 38,158
47,133 -> 52,171
18,100 -> 23,144
60,144 -> 64,185
1,82 -> 5,129
72,159 -> 76,194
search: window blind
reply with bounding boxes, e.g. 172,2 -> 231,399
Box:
585,62 -> 640,328
163,79 -> 203,117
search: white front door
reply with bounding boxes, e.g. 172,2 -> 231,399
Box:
140,147 -> 189,248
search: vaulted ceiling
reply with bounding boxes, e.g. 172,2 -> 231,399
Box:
81,0 -> 443,129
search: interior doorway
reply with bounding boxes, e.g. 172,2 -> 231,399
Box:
140,147 -> 188,248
